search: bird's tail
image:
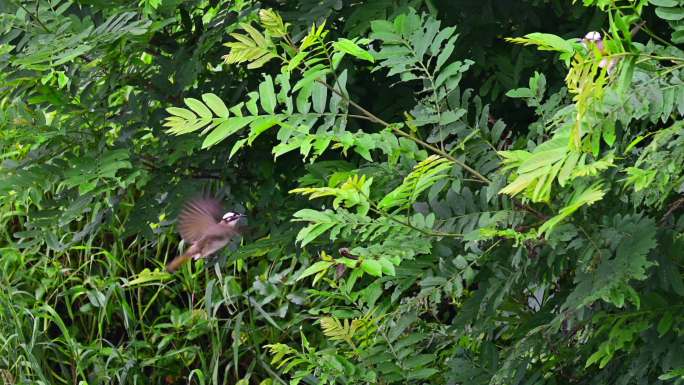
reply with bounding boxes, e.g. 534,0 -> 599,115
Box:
166,252 -> 192,272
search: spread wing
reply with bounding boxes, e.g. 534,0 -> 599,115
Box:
177,197 -> 224,243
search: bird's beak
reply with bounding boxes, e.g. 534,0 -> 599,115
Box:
235,213 -> 247,226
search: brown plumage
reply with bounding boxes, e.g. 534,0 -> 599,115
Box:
167,197 -> 246,272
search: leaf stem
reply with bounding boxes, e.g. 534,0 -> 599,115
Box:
17,2 -> 52,33
355,188 -> 462,238
316,79 -> 493,185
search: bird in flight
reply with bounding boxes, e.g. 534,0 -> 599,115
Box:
166,197 -> 246,272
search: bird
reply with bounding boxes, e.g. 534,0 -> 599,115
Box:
581,31 -> 616,73
166,197 -> 246,272
580,22 -> 645,75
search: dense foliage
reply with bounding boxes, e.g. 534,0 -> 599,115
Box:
2,0 -> 684,384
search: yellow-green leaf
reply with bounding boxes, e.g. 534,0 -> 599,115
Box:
332,38 -> 375,62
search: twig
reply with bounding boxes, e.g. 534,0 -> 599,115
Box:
280,33 -> 545,222
188,172 -> 223,180
368,205 -> 462,238
316,79 -> 492,185
314,79 -> 552,222
660,197 -> 684,225
578,225 -> 603,260
17,2 -> 52,33
354,187 -> 462,238
512,199 -> 548,221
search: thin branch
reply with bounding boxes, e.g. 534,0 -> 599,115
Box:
16,2 -> 51,33
314,79 -> 554,222
391,126 -> 492,184
188,173 -> 223,180
354,187 -> 462,238
578,225 -> 603,260
660,197 -> 684,225
316,79 -> 493,185
368,205 -> 462,238
348,114 -> 375,122
512,199 -> 548,221
280,29 -> 544,222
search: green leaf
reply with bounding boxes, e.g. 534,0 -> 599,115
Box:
657,312 -> 674,336
420,276 -> 447,287
557,150 -> 581,187
296,222 -> 335,246
311,81 -> 327,113
507,32 -> 575,53
585,350 -> 604,368
406,368 -> 439,380
624,134 -> 649,154
404,354 -> 435,370
240,22 -> 268,48
293,65 -> 331,92
248,116 -> 282,145
259,75 -> 277,114
287,51 -> 309,72
202,116 -> 258,148
296,261 -> 333,281
53,44 -> 94,65
361,259 -> 382,277
602,120 -> 616,147
184,98 -> 212,119
202,93 -> 229,118
538,183 -> 605,237
332,38 -> 375,62
435,60 -> 470,89
229,138 -> 248,159
247,52 -> 278,69
506,88 -> 534,98
659,367 -> 684,380
378,257 -> 396,276
655,6 -> 684,21
123,268 -> 171,287
649,0 -> 678,6
435,35 -> 458,71
166,107 -> 196,120
518,146 -> 567,174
